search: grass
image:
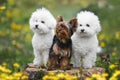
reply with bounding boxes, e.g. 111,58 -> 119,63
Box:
0,0 -> 120,79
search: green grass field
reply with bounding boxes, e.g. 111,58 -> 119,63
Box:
0,0 -> 120,79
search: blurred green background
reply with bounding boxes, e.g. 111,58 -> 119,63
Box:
0,0 -> 120,69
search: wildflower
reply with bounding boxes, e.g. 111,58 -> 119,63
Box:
113,70 -> 120,77
7,0 -> 15,6
56,73 -> 65,79
112,52 -> 116,56
100,42 -> 105,48
115,31 -> 120,39
102,73 -> 109,77
86,77 -> 91,80
6,10 -> 12,19
13,72 -> 22,79
109,64 -> 116,69
4,69 -> 12,74
2,62 -> 7,67
91,74 -> 101,79
0,73 -> 7,79
0,6 -> 6,11
11,23 -> 21,31
25,33 -> 32,41
13,63 -> 20,68
98,34 -> 105,40
48,72 -> 54,76
21,75 -> 28,80
109,70 -> 120,80
42,75 -> 49,80
71,76 -> 77,80
6,75 -> 14,80
109,77 -> 117,80
113,47 -> 117,51
12,40 -> 17,46
12,8 -> 21,21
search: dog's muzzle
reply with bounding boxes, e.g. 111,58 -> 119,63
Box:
35,25 -> 38,29
81,29 -> 85,32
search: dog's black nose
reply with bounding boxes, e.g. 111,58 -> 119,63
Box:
35,25 -> 38,28
81,29 -> 84,32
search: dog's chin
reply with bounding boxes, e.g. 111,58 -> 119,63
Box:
78,32 -> 94,38
32,28 -> 50,34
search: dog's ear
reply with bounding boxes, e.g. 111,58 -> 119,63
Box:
57,16 -> 63,22
69,18 -> 78,35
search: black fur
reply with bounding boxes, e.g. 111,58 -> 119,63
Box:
49,35 -> 72,58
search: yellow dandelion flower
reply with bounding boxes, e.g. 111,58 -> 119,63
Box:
110,76 -> 117,80
102,73 -> 109,77
7,0 -> 15,6
4,69 -> 12,74
6,10 -> 12,19
16,42 -> 22,49
11,32 -> 19,38
12,8 -> 21,21
115,31 -> 120,39
100,42 -> 105,48
22,25 -> 29,32
25,33 -> 32,41
0,73 -> 7,79
13,72 -> 22,79
12,40 -> 17,46
112,52 -> 116,56
2,62 -> 7,67
42,75 -> 49,80
48,72 -> 55,76
11,23 -> 21,31
98,34 -> 105,40
21,75 -> 28,80
6,75 -> 14,80
13,63 -> 20,68
113,47 -> 117,51
71,76 -> 77,80
86,77 -> 91,80
109,64 -> 116,69
0,65 -> 3,71
91,74 -> 101,80
113,70 -> 120,77
0,66 -> 11,73
56,73 -> 65,78
0,6 -> 6,11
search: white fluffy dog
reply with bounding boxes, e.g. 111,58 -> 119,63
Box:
29,8 -> 56,67
72,11 -> 101,68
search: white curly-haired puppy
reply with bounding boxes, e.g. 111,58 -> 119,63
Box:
72,11 -> 101,68
29,8 -> 56,67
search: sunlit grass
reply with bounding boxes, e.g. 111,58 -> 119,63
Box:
0,0 -> 120,79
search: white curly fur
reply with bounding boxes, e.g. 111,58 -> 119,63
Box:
29,7 -> 56,67
72,11 -> 101,68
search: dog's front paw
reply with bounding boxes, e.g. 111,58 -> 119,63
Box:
33,59 -> 41,67
83,62 -> 93,69
33,62 -> 40,67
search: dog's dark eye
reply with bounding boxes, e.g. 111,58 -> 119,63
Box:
80,24 -> 82,27
86,24 -> 90,27
41,21 -> 45,23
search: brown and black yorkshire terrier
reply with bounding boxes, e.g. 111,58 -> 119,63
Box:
48,16 -> 77,70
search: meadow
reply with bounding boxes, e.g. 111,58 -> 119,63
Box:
0,0 -> 120,79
